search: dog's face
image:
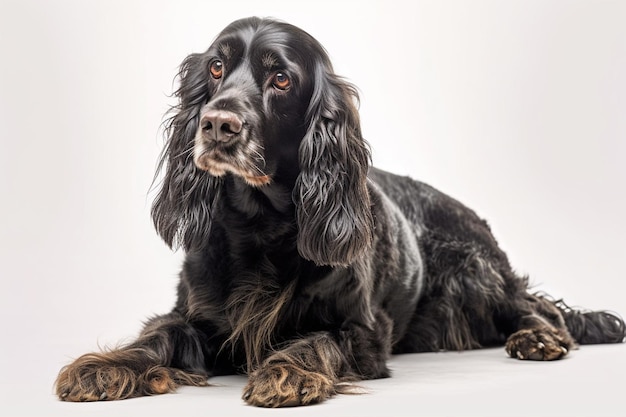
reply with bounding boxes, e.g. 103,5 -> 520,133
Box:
193,20 -> 319,186
154,17 -> 374,265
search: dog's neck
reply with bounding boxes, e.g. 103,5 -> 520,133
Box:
216,174 -> 314,282
224,174 -> 295,217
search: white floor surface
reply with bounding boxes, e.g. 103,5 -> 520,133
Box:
2,343 -> 624,417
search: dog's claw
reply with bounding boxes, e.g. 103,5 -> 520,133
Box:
242,389 -> 251,401
516,350 -> 524,359
561,346 -> 568,355
537,342 -> 545,350
99,391 -> 108,400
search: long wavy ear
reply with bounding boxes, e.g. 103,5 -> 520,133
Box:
151,53 -> 219,251
294,64 -> 374,267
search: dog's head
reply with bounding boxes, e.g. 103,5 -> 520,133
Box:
152,17 -> 373,266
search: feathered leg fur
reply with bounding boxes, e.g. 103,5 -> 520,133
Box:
56,313 -> 209,401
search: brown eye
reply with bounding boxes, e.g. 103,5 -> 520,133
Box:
272,72 -> 290,90
209,60 -> 223,79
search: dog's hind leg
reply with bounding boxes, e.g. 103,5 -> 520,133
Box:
55,312 -> 210,401
503,289 -> 625,361
502,292 -> 580,361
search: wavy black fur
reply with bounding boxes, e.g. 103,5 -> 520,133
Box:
56,17 -> 625,407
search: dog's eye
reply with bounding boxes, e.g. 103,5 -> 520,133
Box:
209,60 -> 223,79
272,72 -> 290,90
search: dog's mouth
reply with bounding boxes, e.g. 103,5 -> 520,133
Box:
193,106 -> 271,187
193,145 -> 272,187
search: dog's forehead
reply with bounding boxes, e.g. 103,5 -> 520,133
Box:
212,24 -> 310,69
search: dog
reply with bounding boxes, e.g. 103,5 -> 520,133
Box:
55,17 -> 625,407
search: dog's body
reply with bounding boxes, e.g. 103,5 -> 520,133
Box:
56,17 -> 625,407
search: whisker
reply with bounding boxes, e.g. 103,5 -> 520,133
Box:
250,146 -> 267,168
253,165 -> 268,176
174,146 -> 194,160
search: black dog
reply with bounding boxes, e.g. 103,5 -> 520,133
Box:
56,17 -> 625,407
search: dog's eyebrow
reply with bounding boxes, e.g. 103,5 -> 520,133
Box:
218,43 -> 233,59
261,52 -> 279,69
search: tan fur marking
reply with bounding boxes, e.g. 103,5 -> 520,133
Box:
225,280 -> 296,370
242,333 -> 358,407
55,348 -> 208,401
244,363 -> 336,407
506,327 -> 573,361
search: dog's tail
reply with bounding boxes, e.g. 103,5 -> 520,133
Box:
554,299 -> 626,344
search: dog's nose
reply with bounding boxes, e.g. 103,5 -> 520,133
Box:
199,110 -> 243,143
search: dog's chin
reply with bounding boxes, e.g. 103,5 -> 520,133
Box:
194,156 -> 271,187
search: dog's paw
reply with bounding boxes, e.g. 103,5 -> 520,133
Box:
243,363 -> 336,407
55,351 -> 208,401
56,355 -> 176,401
505,328 -> 573,361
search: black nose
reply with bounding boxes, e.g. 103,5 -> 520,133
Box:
199,110 -> 243,143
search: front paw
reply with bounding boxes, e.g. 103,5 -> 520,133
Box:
506,328 -> 573,361
56,353 -> 176,401
55,350 -> 208,401
243,363 -> 336,407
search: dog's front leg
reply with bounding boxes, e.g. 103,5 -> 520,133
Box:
243,314 -> 393,407
55,312 -> 213,401
242,333 -> 344,407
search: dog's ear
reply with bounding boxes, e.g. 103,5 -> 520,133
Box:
151,53 -> 219,251
294,64 -> 374,267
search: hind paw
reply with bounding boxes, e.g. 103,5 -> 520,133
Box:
506,328 -> 573,361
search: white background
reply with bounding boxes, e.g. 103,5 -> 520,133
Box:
1,0 -> 625,416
